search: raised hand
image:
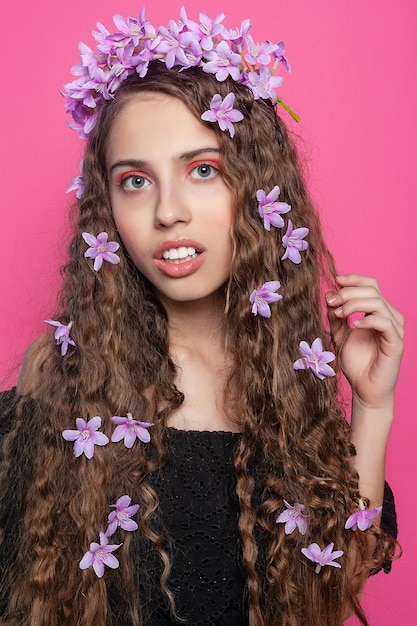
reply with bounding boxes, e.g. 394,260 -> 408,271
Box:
326,274 -> 404,411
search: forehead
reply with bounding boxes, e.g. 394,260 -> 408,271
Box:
106,93 -> 219,163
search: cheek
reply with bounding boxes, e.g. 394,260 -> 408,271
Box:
211,193 -> 233,230
114,220 -> 148,268
215,227 -> 233,263
213,208 -> 233,248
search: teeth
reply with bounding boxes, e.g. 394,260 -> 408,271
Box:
162,246 -> 197,260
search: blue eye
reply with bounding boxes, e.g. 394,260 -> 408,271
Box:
121,175 -> 150,191
190,163 -> 219,180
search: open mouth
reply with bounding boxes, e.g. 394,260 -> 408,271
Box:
161,246 -> 201,264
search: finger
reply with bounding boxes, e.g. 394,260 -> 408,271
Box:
330,297 -> 404,338
327,286 -> 382,306
353,315 -> 404,358
331,294 -> 391,317
328,283 -> 404,328
335,274 -> 381,291
326,303 -> 349,348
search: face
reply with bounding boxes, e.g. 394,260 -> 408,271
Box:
107,93 -> 233,310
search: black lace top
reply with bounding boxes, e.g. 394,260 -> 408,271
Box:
0,390 -> 397,625
145,429 -> 245,625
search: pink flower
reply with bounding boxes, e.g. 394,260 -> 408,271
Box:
79,532 -> 122,578
301,542 -> 344,574
201,92 -> 244,138
82,232 -> 120,271
281,219 -> 309,264
256,186 -> 291,231
62,416 -> 109,459
276,500 -> 307,535
250,281 -> 282,318
293,338 -> 336,380
111,413 -> 153,448
106,495 -> 140,536
45,319 -> 75,356
345,499 -> 382,531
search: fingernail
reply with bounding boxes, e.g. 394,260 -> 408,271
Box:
335,306 -> 344,316
326,293 -> 337,304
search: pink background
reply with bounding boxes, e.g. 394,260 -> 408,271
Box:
1,1 -> 416,622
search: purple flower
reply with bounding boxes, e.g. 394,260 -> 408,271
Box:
83,66 -> 112,102
186,12 -> 225,51
301,542 -> 344,574
244,37 -> 275,66
250,281 -> 282,318
77,41 -> 99,74
245,66 -> 283,104
276,500 -> 307,535
345,499 -> 382,531
106,495 -> 140,536
66,160 -> 85,199
109,44 -> 142,81
112,12 -> 146,47
203,40 -> 242,81
222,19 -> 252,47
79,532 -> 121,578
281,219 -> 309,264
156,20 -> 191,69
82,232 -> 120,271
256,186 -> 291,231
62,416 -> 109,459
45,319 -> 75,356
111,413 -> 153,448
201,92 -> 244,138
66,100 -> 98,140
293,338 -> 336,380
181,38 -> 204,69
92,21 -> 111,54
272,41 -> 291,72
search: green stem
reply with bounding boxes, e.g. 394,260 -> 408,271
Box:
277,99 -> 301,123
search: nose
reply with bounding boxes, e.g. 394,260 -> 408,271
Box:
154,180 -> 191,229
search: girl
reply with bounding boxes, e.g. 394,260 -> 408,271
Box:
0,9 -> 404,626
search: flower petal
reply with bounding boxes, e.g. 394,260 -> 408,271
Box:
79,551 -> 94,570
93,256 -> 104,271
88,416 -> 102,431
92,559 -> 105,577
136,425 -> 151,443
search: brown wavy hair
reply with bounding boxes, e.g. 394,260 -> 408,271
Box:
0,62 -> 396,625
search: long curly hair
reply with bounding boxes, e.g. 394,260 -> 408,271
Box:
0,62 -> 395,625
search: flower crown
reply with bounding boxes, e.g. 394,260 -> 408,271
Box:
63,6 -> 299,139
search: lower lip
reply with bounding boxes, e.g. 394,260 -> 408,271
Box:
154,252 -> 205,278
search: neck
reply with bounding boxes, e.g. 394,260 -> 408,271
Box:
162,295 -> 228,351
160,293 -> 238,433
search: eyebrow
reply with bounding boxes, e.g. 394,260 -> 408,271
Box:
109,147 -> 221,175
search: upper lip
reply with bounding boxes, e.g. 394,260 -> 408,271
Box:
154,239 -> 205,259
